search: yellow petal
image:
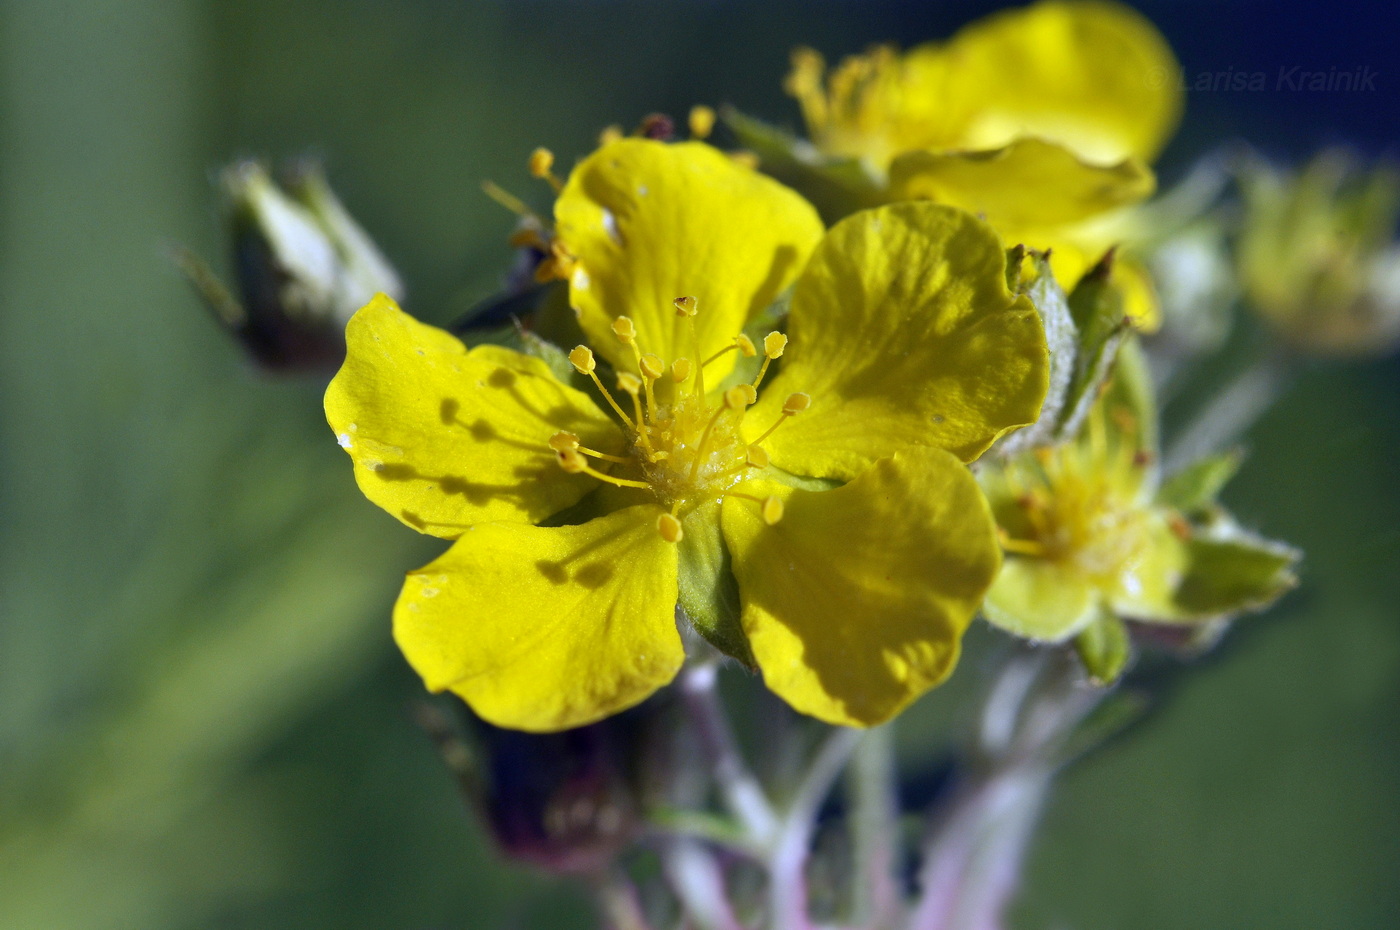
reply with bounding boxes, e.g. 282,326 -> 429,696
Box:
753,202 -> 1048,478
946,0 -> 1183,164
721,448 -> 1000,727
889,138 -> 1156,232
395,504 -> 683,732
554,139 -> 824,376
982,556 -> 1100,641
1106,511 -> 1190,620
325,294 -> 622,537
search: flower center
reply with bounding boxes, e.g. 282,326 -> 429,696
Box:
998,412 -> 1153,586
551,296 -> 802,541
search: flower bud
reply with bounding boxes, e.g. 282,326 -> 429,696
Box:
415,702 -> 644,875
1238,150 -> 1400,356
177,159 -> 404,371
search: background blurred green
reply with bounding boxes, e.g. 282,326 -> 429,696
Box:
1,1 -> 1396,927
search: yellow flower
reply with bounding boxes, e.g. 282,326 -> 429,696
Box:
978,343 -> 1298,681
781,0 -> 1182,329
326,139 -> 1048,731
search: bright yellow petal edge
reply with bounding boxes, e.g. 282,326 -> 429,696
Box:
554,138 -> 824,378
395,504 -> 684,732
325,294 -> 623,537
722,448 -> 1001,727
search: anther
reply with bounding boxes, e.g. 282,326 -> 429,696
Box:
673,296 -> 698,317
528,147 -> 563,192
549,431 -> 580,452
617,372 -> 642,395
639,354 -> 665,380
761,496 -> 785,526
612,316 -> 636,344
658,512 -> 684,543
671,358 -> 692,383
753,331 -> 788,389
736,383 -> 758,406
568,345 -> 596,374
723,386 -> 750,411
689,105 -> 716,140
734,334 -> 757,357
557,448 -> 587,474
746,445 -> 769,469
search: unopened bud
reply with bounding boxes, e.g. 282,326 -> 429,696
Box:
176,159 -> 404,371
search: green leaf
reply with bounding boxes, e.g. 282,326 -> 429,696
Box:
676,500 -> 756,669
1073,608 -> 1133,686
721,107 -> 885,225
1157,449 -> 1245,513
1173,532 -> 1300,618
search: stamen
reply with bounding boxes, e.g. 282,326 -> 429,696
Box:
746,445 -> 769,469
611,316 -> 636,344
688,105 -> 716,140
598,124 -> 624,146
528,147 -> 563,193
670,358 -> 693,384
570,345 -> 636,430
761,496 -> 785,526
751,392 -> 810,446
673,296 -> 704,398
638,353 -> 663,422
657,512 -> 685,543
752,332 -> 787,390
687,388 -> 749,485
998,529 -> 1047,557
481,180 -> 538,219
556,449 -> 650,489
617,372 -> 649,440
553,427 -> 628,464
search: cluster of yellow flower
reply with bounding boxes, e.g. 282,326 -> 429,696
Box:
321,1 -> 1299,734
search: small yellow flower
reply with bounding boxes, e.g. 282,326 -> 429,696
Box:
979,343 -> 1298,679
326,139 -> 1049,731
781,0 -> 1182,329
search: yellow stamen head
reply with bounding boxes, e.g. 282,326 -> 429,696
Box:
734,333 -> 757,357
723,386 -> 750,411
612,316 -> 636,344
763,332 -> 788,359
527,147 -> 555,179
617,372 -> 642,396
671,358 -> 692,383
598,124 -> 624,146
688,105 -> 716,140
549,431 -> 580,452
569,345 -> 596,374
658,512 -> 684,543
737,383 -> 758,406
761,496 -> 785,526
746,445 -> 770,469
673,295 -> 698,317
783,392 -> 812,414
640,354 -> 665,380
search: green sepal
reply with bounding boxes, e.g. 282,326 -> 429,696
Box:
721,107 -> 885,225
1073,607 -> 1132,686
1057,250 -> 1132,440
996,249 -> 1075,455
1157,449 -> 1244,514
1099,334 -> 1158,455
1172,531 -> 1300,618
676,500 -> 757,670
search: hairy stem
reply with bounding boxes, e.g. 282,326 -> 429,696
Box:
679,662 -> 779,846
769,727 -> 862,930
